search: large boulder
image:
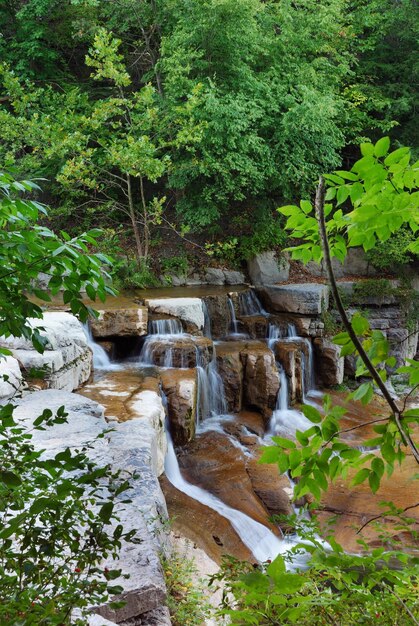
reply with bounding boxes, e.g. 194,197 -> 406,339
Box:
0,356 -> 23,403
247,251 -> 289,286
313,338 -> 344,386
0,312 -> 92,391
145,298 -> 204,333
204,267 -> 225,285
224,270 -> 246,285
14,389 -> 169,623
202,295 -> 231,339
305,247 -> 377,278
258,283 -> 329,315
80,369 -> 167,477
160,369 -> 197,446
91,307 -> 148,338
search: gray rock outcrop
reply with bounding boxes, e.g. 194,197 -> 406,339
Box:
0,312 -> 92,391
91,307 -> 148,338
258,284 -> 329,315
247,251 -> 289,285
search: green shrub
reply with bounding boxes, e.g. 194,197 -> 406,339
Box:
161,547 -> 211,626
161,254 -> 189,278
114,258 -> 160,289
0,403 -> 138,624
366,230 -> 418,272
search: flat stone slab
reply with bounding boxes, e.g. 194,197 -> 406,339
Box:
257,284 -> 329,315
13,389 -> 169,623
145,298 -> 204,331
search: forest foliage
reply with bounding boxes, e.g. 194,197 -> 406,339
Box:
0,0 -> 418,267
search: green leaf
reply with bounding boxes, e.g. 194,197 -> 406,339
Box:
351,313 -> 369,335
374,137 -> 390,158
368,471 -> 380,493
352,468 -> 370,486
259,447 -> 279,464
360,142 -> 374,157
302,405 -> 322,424
0,470 -> 22,487
271,436 -> 296,449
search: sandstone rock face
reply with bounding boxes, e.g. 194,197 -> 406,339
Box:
313,338 -> 344,386
0,356 -> 23,402
273,340 -> 306,402
0,312 -> 92,391
141,336 -> 213,368
241,342 -> 280,417
14,389 -> 169,623
146,298 -> 204,333
258,284 -> 329,315
215,341 -> 280,416
216,343 -> 244,413
248,251 -> 289,285
161,369 -> 197,446
91,307 -> 148,338
202,295 -> 231,339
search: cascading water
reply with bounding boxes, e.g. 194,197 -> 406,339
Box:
239,290 -> 266,316
227,297 -> 239,334
83,323 -> 112,369
164,421 -> 307,565
150,318 -> 183,335
267,323 -> 283,349
202,300 -> 212,339
196,344 -> 227,422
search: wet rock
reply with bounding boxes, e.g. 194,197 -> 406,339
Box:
248,251 -> 289,285
273,340 -> 306,402
91,307 -> 148,338
258,284 -> 329,315
314,338 -> 344,386
224,269 -> 246,285
161,369 -> 197,446
0,356 -> 23,402
146,298 -> 204,333
216,343 -> 244,413
318,454 -> 419,553
161,475 -> 253,564
0,312 -> 92,391
239,314 -> 269,339
204,267 -> 225,285
246,454 -> 293,518
97,340 -> 115,357
178,431 -> 278,532
241,342 -> 280,417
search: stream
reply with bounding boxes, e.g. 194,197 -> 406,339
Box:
84,292 -> 324,567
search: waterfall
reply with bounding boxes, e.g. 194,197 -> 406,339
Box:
164,423 -> 306,564
83,323 -> 111,369
202,300 -> 212,339
196,345 -> 227,422
140,317 -> 184,367
287,323 -> 297,338
267,323 -> 283,349
150,318 -> 183,335
227,297 -> 239,333
239,290 -> 266,316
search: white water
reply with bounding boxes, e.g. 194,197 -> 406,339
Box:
269,368 -> 313,437
239,291 -> 266,316
164,427 -> 307,565
196,345 -> 227,422
83,323 -> 112,369
202,300 -> 212,339
150,318 -> 183,335
227,297 -> 239,334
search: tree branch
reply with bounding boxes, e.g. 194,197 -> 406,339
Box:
315,176 -> 419,464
